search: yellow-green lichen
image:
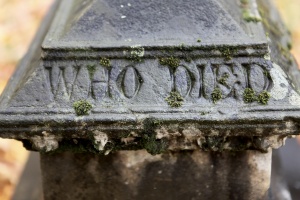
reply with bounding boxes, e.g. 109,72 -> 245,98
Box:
128,46 -> 144,62
219,73 -> 229,85
243,88 -> 257,103
211,88 -> 222,104
220,47 -> 238,61
73,100 -> 93,116
242,10 -> 262,23
100,57 -> 111,67
258,91 -> 270,105
165,91 -> 184,108
243,88 -> 271,105
159,57 -> 180,68
240,0 -> 261,23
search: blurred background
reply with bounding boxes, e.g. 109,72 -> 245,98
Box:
0,0 -> 299,199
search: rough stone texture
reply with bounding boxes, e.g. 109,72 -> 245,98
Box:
0,0 -> 297,199
0,0 -> 299,153
41,150 -> 271,200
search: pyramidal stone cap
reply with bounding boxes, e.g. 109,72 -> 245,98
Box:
0,0 -> 299,154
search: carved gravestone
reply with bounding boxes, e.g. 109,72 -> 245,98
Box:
0,0 -> 299,199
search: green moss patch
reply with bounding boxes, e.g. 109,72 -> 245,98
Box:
159,57 -> 180,69
142,134 -> 168,155
219,73 -> 229,85
220,47 -> 238,61
258,91 -> 270,105
243,88 -> 257,103
211,87 -> 222,104
243,88 -> 271,105
128,46 -> 144,62
73,100 -> 93,116
242,10 -> 261,23
100,57 -> 111,67
165,91 -> 184,108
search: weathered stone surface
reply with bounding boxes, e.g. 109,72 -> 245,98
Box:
0,0 -> 299,154
0,0 -> 298,199
41,150 -> 271,200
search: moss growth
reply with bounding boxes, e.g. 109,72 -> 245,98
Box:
159,57 -> 180,68
220,47 -> 238,61
242,9 -> 261,23
197,39 -> 202,43
87,64 -> 96,78
165,91 -> 184,108
128,46 -> 144,62
73,100 -> 93,116
100,57 -> 111,67
211,87 -> 222,104
243,88 -> 271,105
201,136 -> 225,151
257,91 -> 270,105
142,118 -> 168,155
243,88 -> 257,103
142,134 -> 168,155
219,73 -> 229,85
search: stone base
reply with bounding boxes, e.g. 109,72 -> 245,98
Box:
41,150 -> 271,200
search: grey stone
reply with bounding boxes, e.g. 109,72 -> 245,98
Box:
0,0 -> 299,153
0,0 -> 299,199
41,150 -> 271,200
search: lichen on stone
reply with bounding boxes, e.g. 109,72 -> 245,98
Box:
73,100 -> 93,116
197,39 -> 202,43
219,73 -> 229,85
159,57 -> 180,69
219,47 -> 238,61
242,9 -> 261,23
243,88 -> 257,103
243,88 -> 271,105
258,91 -> 271,105
128,46 -> 144,62
165,91 -> 184,108
211,87 -> 222,104
100,57 -> 111,67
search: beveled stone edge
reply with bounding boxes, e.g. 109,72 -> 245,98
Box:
41,43 -> 269,60
41,0 -> 267,54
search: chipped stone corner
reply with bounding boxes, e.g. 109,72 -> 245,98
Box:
30,131 -> 60,152
269,63 -> 289,100
93,130 -> 108,151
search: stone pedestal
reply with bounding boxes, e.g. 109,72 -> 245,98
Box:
41,150 -> 271,200
0,0 -> 300,199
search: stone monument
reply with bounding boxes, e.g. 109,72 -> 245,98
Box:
0,0 -> 299,199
